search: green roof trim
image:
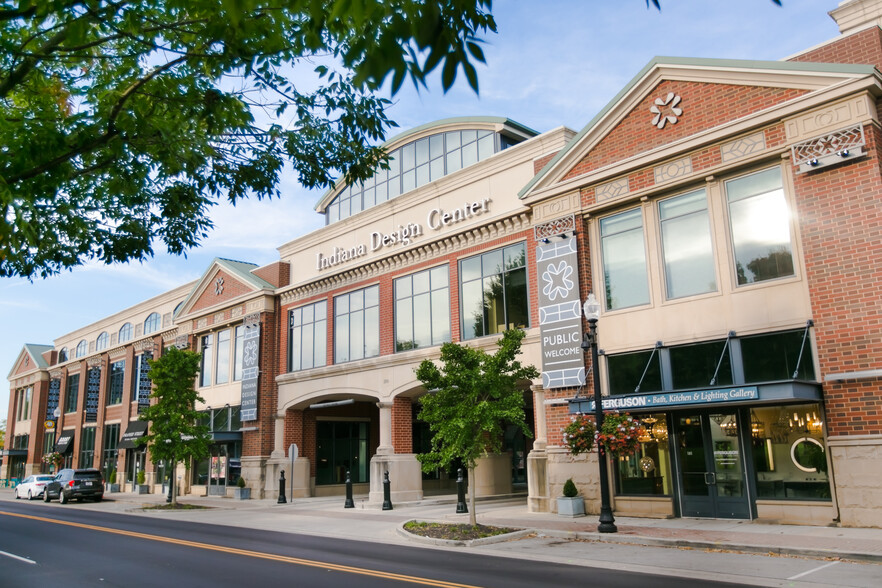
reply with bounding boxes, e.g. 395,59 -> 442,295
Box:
315,116 -> 539,211
8,343 -> 52,378
518,56 -> 878,199
176,257 -> 276,318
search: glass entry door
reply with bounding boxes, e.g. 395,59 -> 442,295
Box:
208,445 -> 228,495
675,411 -> 750,519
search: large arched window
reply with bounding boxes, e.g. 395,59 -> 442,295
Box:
119,323 -> 133,343
96,332 -> 109,351
144,312 -> 161,334
59,347 -> 69,362
75,340 -> 88,358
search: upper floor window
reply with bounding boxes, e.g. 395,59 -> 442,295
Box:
215,329 -> 231,385
460,242 -> 528,340
59,347 -> 68,362
334,286 -> 379,363
144,312 -> 161,335
15,386 -> 32,421
118,323 -> 133,343
600,208 -> 649,311
326,129 -> 521,224
199,327 -> 247,387
289,301 -> 328,372
107,360 -> 125,405
395,266 -> 451,351
65,373 -> 80,413
75,340 -> 88,358
659,189 -> 716,299
200,334 -> 213,387
233,325 -> 245,381
725,167 -> 794,285
95,332 -> 109,351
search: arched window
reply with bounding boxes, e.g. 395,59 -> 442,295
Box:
119,323 -> 133,343
96,332 -> 109,351
144,312 -> 161,335
75,340 -> 88,358
59,347 -> 69,362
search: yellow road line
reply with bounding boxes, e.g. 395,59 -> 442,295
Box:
0,510 -> 481,588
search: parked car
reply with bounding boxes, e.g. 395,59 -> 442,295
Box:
43,469 -> 104,504
14,475 -> 56,500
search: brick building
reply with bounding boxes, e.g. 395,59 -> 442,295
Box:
5,0 -> 882,527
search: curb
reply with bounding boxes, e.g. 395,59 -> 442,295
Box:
396,521 -> 534,547
535,529 -> 882,564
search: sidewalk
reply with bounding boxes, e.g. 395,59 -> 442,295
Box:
56,490 -> 882,564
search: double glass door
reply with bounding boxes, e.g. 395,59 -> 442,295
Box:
675,410 -> 750,519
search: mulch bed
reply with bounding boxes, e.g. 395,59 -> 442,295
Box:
403,521 -> 520,541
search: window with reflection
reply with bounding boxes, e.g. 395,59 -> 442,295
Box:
614,413 -> 672,496
395,266 -> 451,351
740,329 -> 815,382
316,421 -> 369,485
670,339 -> 732,389
79,426 -> 96,469
726,167 -> 794,285
334,286 -> 379,363
215,329 -> 231,385
607,349 -> 662,396
118,323 -> 133,344
65,373 -> 80,413
76,340 -> 88,358
107,360 -> 125,405
659,189 -> 716,299
200,334 -> 213,387
289,300 -> 328,371
96,332 -> 109,351
59,347 -> 69,362
751,403 -> 829,500
233,325 -> 245,381
460,242 -> 528,340
144,312 -> 161,335
600,208 -> 649,310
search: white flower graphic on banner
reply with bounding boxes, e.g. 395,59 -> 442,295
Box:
542,261 -> 574,301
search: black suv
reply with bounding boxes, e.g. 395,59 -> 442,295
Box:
43,468 -> 104,504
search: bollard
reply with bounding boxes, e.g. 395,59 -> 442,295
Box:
456,468 -> 468,514
344,469 -> 354,508
382,470 -> 393,511
278,470 -> 287,504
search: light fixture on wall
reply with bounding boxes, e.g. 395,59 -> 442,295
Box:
750,410 -> 766,439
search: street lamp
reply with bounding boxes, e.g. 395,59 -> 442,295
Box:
581,293 -> 617,534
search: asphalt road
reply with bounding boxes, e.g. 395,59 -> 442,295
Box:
0,500 -> 748,588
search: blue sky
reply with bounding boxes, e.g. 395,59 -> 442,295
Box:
0,0 -> 841,421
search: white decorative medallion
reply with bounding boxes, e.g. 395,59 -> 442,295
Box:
650,92 -> 683,129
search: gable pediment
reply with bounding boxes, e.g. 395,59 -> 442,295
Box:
175,258 -> 274,321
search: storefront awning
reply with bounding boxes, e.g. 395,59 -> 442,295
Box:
55,431 -> 75,454
118,420 -> 149,449
569,381 -> 823,414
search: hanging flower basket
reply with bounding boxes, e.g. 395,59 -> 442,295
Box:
595,412 -> 646,457
563,414 -> 596,455
42,452 -> 64,467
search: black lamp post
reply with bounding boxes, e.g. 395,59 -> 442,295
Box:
581,293 -> 617,534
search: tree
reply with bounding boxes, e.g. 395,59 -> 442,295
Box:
0,418 -> 5,450
136,346 -> 210,506
0,1 -> 496,278
415,329 -> 538,525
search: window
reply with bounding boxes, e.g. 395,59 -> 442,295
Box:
75,340 -> 88,358
108,360 -> 125,405
79,426 -> 96,469
460,242 -> 528,340
16,386 -> 32,421
200,334 -> 213,387
118,323 -> 133,343
614,413 -> 672,496
608,350 -> 662,396
215,329 -> 231,384
740,329 -> 815,382
42,431 -> 55,473
96,332 -> 109,351
670,339 -> 732,389
65,373 -> 80,413
316,421 -> 369,485
751,403 -> 829,500
726,167 -> 794,285
59,347 -> 68,362
600,208 -> 649,310
289,301 -> 328,371
144,312 -> 161,335
102,424 -> 120,481
133,352 -> 152,413
659,189 -> 716,299
233,325 -> 245,381
395,266 -> 451,351
334,286 -> 379,363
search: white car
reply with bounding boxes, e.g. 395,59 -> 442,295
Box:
14,475 -> 56,500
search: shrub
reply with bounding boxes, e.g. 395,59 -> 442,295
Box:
237,476 -> 246,488
562,478 -> 578,498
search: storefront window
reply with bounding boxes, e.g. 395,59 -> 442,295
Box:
726,167 -> 794,285
751,403 -> 829,500
460,242 -> 528,340
659,189 -> 716,299
395,266 -> 451,351
102,423 -> 119,481
670,339 -> 732,389
600,208 -> 650,310
607,349 -> 662,395
740,329 -> 815,382
79,426 -> 96,469
614,414 -> 671,496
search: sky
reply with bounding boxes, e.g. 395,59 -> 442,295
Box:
0,0 -> 843,422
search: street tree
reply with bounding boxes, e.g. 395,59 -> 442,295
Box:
415,328 -> 538,525
0,418 -> 5,450
136,346 -> 210,506
0,0 -> 497,278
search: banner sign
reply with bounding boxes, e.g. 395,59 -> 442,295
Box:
240,313 -> 260,421
85,367 -> 101,423
536,235 -> 585,389
569,386 -> 760,413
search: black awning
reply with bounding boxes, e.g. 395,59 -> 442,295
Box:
55,431 -> 75,454
118,420 -> 149,449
